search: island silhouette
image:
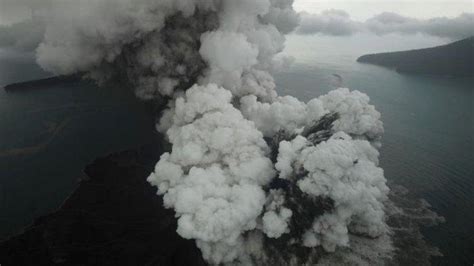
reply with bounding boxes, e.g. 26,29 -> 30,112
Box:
358,37 -> 474,77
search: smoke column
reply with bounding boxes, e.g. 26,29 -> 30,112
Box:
35,0 -> 391,264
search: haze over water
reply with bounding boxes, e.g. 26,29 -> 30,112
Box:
0,34 -> 473,264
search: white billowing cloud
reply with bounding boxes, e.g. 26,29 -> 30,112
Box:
275,135 -> 308,179
199,31 -> 259,95
319,88 -> 384,142
240,94 -> 322,137
274,130 -> 389,253
246,88 -> 387,253
29,0 -> 391,264
262,189 -> 293,238
33,0 -> 299,101
241,88 -> 383,142
297,10 -> 474,40
148,84 -> 275,264
295,132 -> 388,251
239,87 -> 388,258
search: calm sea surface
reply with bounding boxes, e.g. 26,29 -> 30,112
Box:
277,34 -> 474,265
0,48 -> 156,239
1,34 -> 473,265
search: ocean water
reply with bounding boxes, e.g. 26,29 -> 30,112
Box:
0,34 -> 473,265
0,48 -> 156,238
276,34 -> 474,265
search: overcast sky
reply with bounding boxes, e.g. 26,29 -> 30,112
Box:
294,0 -> 473,20
0,0 -> 472,25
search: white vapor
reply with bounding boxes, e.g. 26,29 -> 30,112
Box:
297,10 -> 474,40
17,0 -> 393,264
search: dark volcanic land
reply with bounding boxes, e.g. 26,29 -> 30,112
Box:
2,75 -> 82,91
0,135 -> 206,266
357,37 -> 474,77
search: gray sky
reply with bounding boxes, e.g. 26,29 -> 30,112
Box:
294,0 -> 473,20
0,0 -> 472,24
0,0 -> 474,24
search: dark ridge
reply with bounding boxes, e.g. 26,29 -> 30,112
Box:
357,37 -> 474,77
3,75 -> 83,92
0,136 -> 207,266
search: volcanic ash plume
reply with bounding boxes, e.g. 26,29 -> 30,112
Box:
36,0 -> 391,264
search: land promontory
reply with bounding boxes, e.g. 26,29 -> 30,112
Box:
357,37 -> 474,77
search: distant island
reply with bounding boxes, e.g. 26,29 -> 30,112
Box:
3,75 -> 81,92
357,37 -> 474,77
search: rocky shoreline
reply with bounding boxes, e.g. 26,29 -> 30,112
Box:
0,135 -> 206,266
